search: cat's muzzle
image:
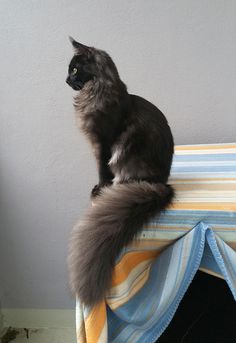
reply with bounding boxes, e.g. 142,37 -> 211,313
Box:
66,77 -> 83,91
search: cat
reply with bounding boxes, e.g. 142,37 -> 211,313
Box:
66,37 -> 174,306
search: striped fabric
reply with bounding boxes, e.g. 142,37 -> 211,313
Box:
76,143 -> 236,343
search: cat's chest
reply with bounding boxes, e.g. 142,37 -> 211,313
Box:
78,110 -> 116,142
79,112 -> 97,134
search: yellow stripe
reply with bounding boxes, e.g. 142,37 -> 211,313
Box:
173,184 -> 236,191
112,251 -> 160,286
85,302 -> 106,343
170,178 -> 236,183
175,144 -> 236,151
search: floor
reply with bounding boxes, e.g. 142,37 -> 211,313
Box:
1,327 -> 76,343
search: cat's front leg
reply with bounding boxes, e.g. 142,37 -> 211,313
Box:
91,145 -> 114,198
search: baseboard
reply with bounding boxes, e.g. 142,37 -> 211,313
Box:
0,309 -> 3,333
2,309 -> 76,329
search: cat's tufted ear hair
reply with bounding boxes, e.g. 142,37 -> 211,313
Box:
69,36 -> 91,55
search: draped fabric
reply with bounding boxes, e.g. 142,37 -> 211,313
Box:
76,143 -> 236,343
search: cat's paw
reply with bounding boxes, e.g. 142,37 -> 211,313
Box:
91,184 -> 102,198
91,182 -> 112,198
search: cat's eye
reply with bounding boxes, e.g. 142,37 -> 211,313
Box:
72,67 -> 78,75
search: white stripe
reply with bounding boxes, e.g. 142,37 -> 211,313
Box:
170,172 -> 236,178
175,149 -> 236,155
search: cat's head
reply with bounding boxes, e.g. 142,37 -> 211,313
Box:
66,37 -> 120,91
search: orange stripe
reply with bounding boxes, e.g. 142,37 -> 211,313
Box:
85,301 -> 106,343
170,202 -> 236,211
112,251 -> 160,286
227,242 -> 236,250
131,239 -> 173,246
175,144 -> 236,151
172,184 -> 236,191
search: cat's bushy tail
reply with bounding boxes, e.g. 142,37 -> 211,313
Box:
68,181 -> 174,306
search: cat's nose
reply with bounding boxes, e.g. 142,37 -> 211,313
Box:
66,76 -> 70,85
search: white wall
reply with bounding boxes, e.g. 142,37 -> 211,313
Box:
0,0 -> 235,309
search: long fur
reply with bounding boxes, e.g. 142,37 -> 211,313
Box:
66,38 -> 174,306
68,181 -> 174,306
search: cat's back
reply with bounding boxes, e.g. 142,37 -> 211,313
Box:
128,94 -> 174,159
129,94 -> 173,145
130,94 -> 168,124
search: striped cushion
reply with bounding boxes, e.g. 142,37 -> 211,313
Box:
76,143 -> 236,343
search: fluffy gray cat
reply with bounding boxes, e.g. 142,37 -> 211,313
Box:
66,37 -> 174,306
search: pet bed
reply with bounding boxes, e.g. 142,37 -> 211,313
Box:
75,143 -> 236,343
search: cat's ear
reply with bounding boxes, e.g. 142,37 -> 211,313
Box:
69,36 -> 90,55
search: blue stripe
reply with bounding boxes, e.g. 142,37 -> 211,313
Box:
173,153 -> 236,162
158,210 -> 236,217
200,243 -> 222,276
156,216 -> 236,225
154,210 -> 236,225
